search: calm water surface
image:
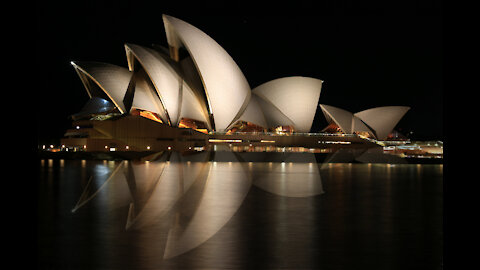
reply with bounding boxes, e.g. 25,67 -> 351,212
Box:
37,151 -> 443,269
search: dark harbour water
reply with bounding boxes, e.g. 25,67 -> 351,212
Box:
37,151 -> 443,269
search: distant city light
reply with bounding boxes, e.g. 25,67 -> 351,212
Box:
147,146 -> 151,150
76,126 -> 80,129
126,146 -> 129,150
167,146 -> 172,150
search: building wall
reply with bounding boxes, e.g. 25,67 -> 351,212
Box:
62,115 -> 209,152
61,115 -> 376,152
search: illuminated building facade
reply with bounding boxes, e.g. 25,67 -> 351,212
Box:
61,15 -> 409,152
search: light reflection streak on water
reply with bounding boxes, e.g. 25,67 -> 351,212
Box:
71,151 -> 325,259
164,157 -> 251,259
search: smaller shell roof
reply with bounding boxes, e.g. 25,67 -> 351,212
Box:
354,106 -> 410,140
319,104 -> 354,134
71,61 -> 132,114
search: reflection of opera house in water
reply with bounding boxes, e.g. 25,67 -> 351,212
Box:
70,151 -> 326,259
61,15 -> 410,152
68,146 -> 410,260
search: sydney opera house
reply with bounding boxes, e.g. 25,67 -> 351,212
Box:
61,15 -> 410,152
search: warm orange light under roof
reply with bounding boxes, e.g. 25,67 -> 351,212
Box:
195,129 -> 209,134
139,110 -> 163,123
274,125 -> 294,134
178,118 -> 209,134
227,121 -> 265,134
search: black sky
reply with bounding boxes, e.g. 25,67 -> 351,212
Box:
36,0 -> 442,144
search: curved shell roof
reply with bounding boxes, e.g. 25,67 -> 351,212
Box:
320,104 -> 410,139
232,94 -> 268,128
71,61 -> 131,114
255,94 -> 295,128
253,77 -> 323,132
125,43 -> 183,125
320,104 -> 373,135
162,15 -> 252,131
179,81 -> 211,126
352,115 -> 373,133
319,104 -> 354,134
354,106 -> 410,140
130,69 -> 170,122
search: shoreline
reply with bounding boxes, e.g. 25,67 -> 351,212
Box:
37,150 -> 443,164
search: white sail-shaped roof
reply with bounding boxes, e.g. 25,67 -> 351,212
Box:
231,94 -> 268,128
255,94 -> 296,128
125,43 -> 183,125
130,69 -> 169,122
162,15 -> 252,131
320,104 -> 373,134
354,106 -> 410,140
320,104 -> 410,139
352,115 -> 372,133
179,81 -> 211,126
319,104 -> 354,134
71,61 -> 131,114
253,77 -> 323,132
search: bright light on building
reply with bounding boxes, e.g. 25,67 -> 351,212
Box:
126,146 -> 129,150
76,126 -> 80,129
209,139 -> 242,143
167,146 -> 172,150
318,140 -> 351,145
147,146 -> 151,150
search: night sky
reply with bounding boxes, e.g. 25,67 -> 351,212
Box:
36,0 -> 442,145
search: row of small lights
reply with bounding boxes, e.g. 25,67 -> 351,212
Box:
42,145 -> 172,151
104,146 -> 172,150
